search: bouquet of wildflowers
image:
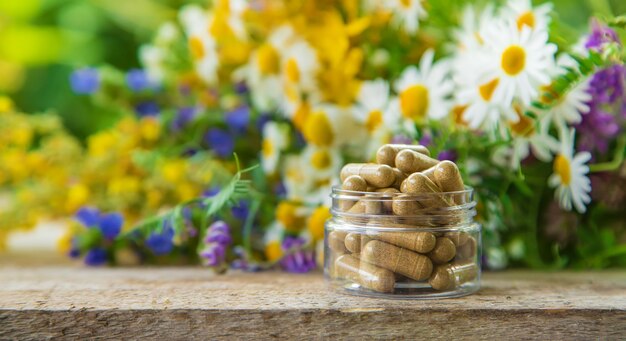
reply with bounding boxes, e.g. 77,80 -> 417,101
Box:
2,0 -> 625,271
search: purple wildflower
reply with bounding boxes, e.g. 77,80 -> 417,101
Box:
203,187 -> 221,198
273,181 -> 287,198
437,150 -> 457,162
585,20 -> 620,52
225,105 -> 250,133
84,247 -> 107,266
204,128 -> 234,157
70,68 -> 100,94
392,134 -> 414,145
234,81 -> 248,94
170,107 -> 196,132
135,101 -> 160,117
200,243 -> 226,266
256,113 -> 272,132
98,212 -> 123,240
75,206 -> 100,227
418,133 -> 432,147
279,237 -> 316,273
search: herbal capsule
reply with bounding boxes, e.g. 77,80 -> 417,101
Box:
374,187 -> 399,212
335,254 -> 395,293
391,168 -> 407,189
457,235 -> 477,260
395,149 -> 439,174
433,160 -> 465,193
376,144 -> 430,167
427,237 -> 456,264
445,231 -> 470,247
392,195 -> 421,215
362,240 -> 433,281
429,261 -> 478,291
345,232 -> 370,253
342,175 -> 368,192
340,163 -> 395,188
328,230 -> 348,253
401,172 -> 451,208
367,227 -> 436,253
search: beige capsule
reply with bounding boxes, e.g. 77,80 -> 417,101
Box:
328,230 -> 348,254
340,163 -> 395,188
428,260 -> 478,291
395,149 -> 439,174
433,160 -> 465,193
334,254 -> 396,293
391,194 -> 421,215
366,225 -> 436,253
391,168 -> 408,189
342,175 -> 368,192
345,232 -> 371,253
456,236 -> 477,260
401,172 -> 451,208
362,240 -> 433,281
376,144 -> 430,167
427,237 -> 457,264
445,231 -> 470,247
374,187 -> 399,212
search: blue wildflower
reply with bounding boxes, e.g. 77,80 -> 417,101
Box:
99,212 -> 123,240
68,248 -> 81,259
126,69 -> 152,92
70,68 -> 100,94
231,200 -> 249,220
234,81 -> 248,94
204,128 -> 234,158
273,181 -> 287,198
135,101 -> 160,117
146,222 -> 175,255
84,247 -> 107,266
225,105 -> 250,133
75,206 -> 100,227
203,187 -> 221,198
256,113 -> 271,132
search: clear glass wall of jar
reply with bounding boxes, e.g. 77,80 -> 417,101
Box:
324,186 -> 481,298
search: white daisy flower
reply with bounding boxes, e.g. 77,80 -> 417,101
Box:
301,145 -> 343,181
503,0 -> 552,32
389,49 -> 454,125
281,39 -> 319,93
261,122 -> 290,174
301,104 -> 364,148
283,154 -> 314,201
354,79 -> 392,134
481,22 -> 557,106
457,77 -> 517,130
139,45 -> 166,83
493,107 -> 558,169
384,0 -> 428,35
548,128 -> 592,213
453,4 -> 496,53
179,5 -> 220,84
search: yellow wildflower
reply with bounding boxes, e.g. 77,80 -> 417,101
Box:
276,201 -> 305,232
265,240 -> 283,262
65,183 -> 90,213
307,206 -> 331,241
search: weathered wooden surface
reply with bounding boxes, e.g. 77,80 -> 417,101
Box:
1,266 -> 625,340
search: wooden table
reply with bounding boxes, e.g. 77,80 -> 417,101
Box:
1,266 -> 625,340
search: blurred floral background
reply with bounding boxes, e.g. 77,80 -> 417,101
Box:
1,0 -> 625,270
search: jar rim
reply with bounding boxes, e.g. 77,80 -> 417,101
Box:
330,185 -> 474,199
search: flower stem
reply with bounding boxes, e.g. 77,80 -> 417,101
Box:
589,136 -> 626,172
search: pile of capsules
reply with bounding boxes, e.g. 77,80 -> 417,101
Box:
327,144 -> 479,294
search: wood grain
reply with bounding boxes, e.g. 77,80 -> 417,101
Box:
0,266 -> 625,340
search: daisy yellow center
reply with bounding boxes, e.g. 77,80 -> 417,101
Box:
189,37 -> 204,60
265,241 -> 283,262
365,110 -> 383,132
285,58 -> 300,82
256,44 -> 280,75
479,78 -> 500,101
276,201 -> 304,232
400,0 -> 411,8
502,45 -> 526,76
452,105 -> 468,126
517,11 -> 535,30
262,139 -> 273,158
509,111 -> 535,137
400,84 -> 429,121
303,112 -> 334,147
554,154 -> 571,185
311,150 -> 331,170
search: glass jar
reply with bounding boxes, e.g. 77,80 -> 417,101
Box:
324,186 -> 481,298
